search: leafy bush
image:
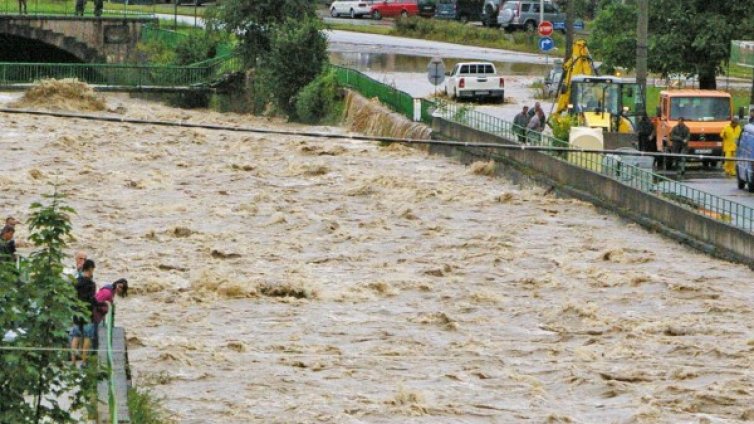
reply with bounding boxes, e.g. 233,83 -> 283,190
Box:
265,17 -> 328,116
128,388 -> 174,424
294,69 -> 343,124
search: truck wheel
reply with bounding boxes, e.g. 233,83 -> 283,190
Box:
525,20 -> 536,32
748,182 -> 754,193
373,10 -> 382,19
737,174 -> 746,190
459,14 -> 468,23
400,10 -> 408,18
331,8 -> 338,17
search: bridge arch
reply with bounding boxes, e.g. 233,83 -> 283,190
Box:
0,23 -> 103,63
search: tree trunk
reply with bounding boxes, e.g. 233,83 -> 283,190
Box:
565,0 -> 574,60
698,70 -> 717,90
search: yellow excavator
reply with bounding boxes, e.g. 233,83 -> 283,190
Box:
552,39 -> 645,149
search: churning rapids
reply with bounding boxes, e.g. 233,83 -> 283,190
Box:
1,93 -> 753,423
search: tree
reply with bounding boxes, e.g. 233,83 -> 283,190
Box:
266,17 -> 328,116
207,0 -> 316,67
0,190 -> 88,423
590,0 -> 754,89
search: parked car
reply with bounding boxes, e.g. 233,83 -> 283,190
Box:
417,0 -> 436,17
480,0 -> 500,27
370,0 -> 419,19
497,0 -> 565,32
434,0 -> 484,22
330,0 -> 375,18
736,124 -> 754,192
445,62 -> 504,102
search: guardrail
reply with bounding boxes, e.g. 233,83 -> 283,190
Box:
0,54 -> 242,89
0,0 -> 154,17
104,301 -> 117,423
331,65 -> 415,120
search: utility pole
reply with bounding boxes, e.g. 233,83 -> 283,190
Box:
565,0 -> 574,59
636,0 -> 648,105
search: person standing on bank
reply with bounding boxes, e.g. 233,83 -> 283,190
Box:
513,106 -> 530,142
668,117 -> 690,173
0,225 -> 16,264
70,259 -> 97,365
637,114 -> 655,152
720,116 -> 742,177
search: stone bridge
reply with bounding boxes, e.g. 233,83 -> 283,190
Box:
0,15 -> 156,63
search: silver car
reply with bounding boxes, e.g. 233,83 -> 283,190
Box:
497,0 -> 565,32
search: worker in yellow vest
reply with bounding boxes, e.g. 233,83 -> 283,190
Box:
720,117 -> 742,176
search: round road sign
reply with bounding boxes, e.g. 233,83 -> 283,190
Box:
538,20 -> 553,37
427,57 -> 445,86
538,37 -> 555,52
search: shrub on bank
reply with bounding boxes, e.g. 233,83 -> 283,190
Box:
294,68 -> 344,124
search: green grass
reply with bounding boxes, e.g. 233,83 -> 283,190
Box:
329,17 -> 564,55
0,0 -> 208,17
128,388 -> 174,424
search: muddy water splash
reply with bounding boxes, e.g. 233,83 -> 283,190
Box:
1,94 -> 753,423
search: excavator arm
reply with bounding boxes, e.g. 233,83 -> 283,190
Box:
553,39 -> 598,116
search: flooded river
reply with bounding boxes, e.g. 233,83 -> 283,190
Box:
2,94 -> 753,423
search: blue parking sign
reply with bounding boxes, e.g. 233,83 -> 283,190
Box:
539,37 -> 554,52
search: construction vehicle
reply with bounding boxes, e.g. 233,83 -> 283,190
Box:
653,90 -> 733,168
552,40 -> 645,149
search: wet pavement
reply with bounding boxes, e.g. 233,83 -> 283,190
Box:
2,93 -> 753,423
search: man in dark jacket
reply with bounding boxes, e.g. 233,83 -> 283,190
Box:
0,225 -> 16,264
637,114 -> 655,152
513,106 -> 530,142
70,259 -> 97,365
668,117 -> 690,173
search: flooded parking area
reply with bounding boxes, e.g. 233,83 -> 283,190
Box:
1,95 -> 753,423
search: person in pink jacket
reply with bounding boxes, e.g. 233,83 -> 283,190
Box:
94,278 -> 128,325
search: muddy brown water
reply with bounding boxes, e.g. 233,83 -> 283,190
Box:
1,94 -> 753,423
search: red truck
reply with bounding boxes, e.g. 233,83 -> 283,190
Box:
370,0 -> 419,19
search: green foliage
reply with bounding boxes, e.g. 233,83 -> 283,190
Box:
128,388 -> 174,424
590,0 -> 754,89
550,114 -> 578,142
135,39 -> 177,66
0,189 -> 88,424
206,0 -> 316,67
266,17 -> 328,117
294,69 -> 344,124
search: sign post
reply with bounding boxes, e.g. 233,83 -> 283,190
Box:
427,57 -> 446,97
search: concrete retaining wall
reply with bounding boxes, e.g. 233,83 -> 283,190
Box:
432,117 -> 754,266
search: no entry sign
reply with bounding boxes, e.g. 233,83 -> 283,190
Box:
538,20 -> 553,37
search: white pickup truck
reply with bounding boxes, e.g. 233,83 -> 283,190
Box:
445,62 -> 505,102
330,0 -> 374,18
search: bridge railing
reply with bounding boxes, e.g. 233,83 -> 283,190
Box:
0,61 -> 214,87
1,0 -> 155,17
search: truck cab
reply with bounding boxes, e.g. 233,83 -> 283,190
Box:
654,90 -> 732,166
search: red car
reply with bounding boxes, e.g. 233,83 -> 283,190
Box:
370,0 -> 419,19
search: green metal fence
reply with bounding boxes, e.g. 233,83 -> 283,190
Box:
332,65 -> 415,120
436,103 -> 754,232
104,302 -> 117,424
0,53 -> 242,88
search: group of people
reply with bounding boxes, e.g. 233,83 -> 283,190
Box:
1,215 -> 128,367
513,102 -> 548,142
67,251 -> 128,366
636,111 -> 754,175
74,0 -> 104,16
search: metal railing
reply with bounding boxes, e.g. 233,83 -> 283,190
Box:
0,53 -> 242,88
103,301 -> 117,424
436,103 -> 754,232
1,0 -> 155,17
331,65 -> 415,120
